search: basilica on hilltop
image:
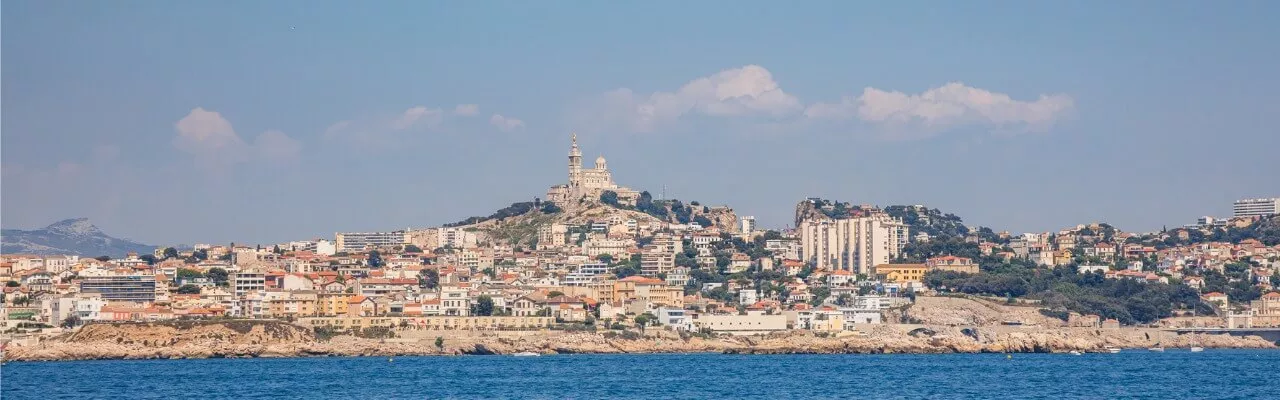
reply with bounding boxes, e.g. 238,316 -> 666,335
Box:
546,134 -> 640,206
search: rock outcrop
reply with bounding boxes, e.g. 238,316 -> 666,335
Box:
5,319 -> 1274,362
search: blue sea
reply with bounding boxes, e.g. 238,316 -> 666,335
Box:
3,350 -> 1277,399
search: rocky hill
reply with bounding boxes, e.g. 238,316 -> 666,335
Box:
446,194 -> 738,248
1,218 -> 153,257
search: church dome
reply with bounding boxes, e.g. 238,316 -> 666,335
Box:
595,155 -> 607,169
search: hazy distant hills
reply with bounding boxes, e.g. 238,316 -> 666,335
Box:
1,218 -> 154,257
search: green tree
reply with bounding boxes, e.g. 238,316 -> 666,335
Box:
420,269 -> 440,289
694,215 -> 714,228
163,247 -> 179,259
61,314 -> 82,329
1272,271 -> 1280,287
5,281 -> 20,288
435,336 -> 445,351
634,313 -> 654,334
835,293 -> 853,307
472,295 -> 495,316
139,254 -> 157,265
176,268 -> 204,282
176,284 -> 202,294
206,268 -> 229,286
482,268 -> 496,279
600,190 -> 620,206
809,286 -> 831,306
597,254 -> 614,264
547,291 -> 565,298
94,256 -> 111,262
404,244 -> 423,253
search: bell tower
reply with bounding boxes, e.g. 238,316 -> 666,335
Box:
568,133 -> 582,188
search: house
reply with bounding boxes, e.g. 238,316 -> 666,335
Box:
1203,292 -> 1229,308
873,264 -> 929,285
925,256 -> 979,274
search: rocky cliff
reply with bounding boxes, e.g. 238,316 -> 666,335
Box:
5,319 -> 1274,362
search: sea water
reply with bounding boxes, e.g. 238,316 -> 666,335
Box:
3,350 -> 1277,399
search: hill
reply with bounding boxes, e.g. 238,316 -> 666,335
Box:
1,218 -> 154,257
443,193 -> 738,248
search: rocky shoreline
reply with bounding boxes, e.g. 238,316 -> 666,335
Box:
4,320 -> 1275,362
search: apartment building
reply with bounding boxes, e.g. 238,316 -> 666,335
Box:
335,230 -> 409,253
799,212 -> 908,274
79,275 -> 157,302
1233,198 -> 1280,218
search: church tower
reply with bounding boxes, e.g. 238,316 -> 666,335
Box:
568,133 -> 582,188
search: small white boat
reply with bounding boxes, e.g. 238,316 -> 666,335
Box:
513,351 -> 541,357
1069,350 -> 1082,356
1190,347 -> 1205,352
1105,347 -> 1121,354
1148,347 -> 1164,352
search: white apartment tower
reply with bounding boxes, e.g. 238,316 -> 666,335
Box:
798,212 -> 908,275
1233,198 -> 1280,218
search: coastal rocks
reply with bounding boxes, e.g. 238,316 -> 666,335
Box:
5,320 -> 1276,362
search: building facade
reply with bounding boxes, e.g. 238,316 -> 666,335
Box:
335,231 -> 409,252
798,212 -> 908,274
546,134 -> 639,205
1233,198 -> 1280,218
79,275 -> 157,302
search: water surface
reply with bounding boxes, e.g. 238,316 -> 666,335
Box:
3,350 -> 1277,399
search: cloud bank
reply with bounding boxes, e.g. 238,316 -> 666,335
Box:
174,107 -> 301,169
582,65 -> 1074,137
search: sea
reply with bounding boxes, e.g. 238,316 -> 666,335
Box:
3,350 -> 1277,399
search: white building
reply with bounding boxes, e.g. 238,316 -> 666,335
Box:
798,212 -> 908,275
546,134 -> 639,205
1233,198 -> 1280,218
335,231 -> 409,253
740,216 -> 757,234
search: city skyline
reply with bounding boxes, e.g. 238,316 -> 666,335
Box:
4,2 -> 1279,244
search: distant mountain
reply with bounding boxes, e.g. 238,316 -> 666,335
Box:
1,218 -> 154,257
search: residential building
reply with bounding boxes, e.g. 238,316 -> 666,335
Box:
79,275 -> 157,302
798,212 -> 908,275
740,216 -> 756,234
691,313 -> 787,335
1232,198 -> 1280,218
335,230 -> 409,252
873,264 -> 929,285
926,255 -> 979,274
231,271 -> 266,298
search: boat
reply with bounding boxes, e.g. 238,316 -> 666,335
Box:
513,351 -> 541,357
1105,347 -> 1122,354
1069,351 -> 1082,356
1148,347 -> 1164,352
1190,347 -> 1205,352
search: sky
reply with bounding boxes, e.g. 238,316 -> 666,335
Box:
3,1 -> 1278,245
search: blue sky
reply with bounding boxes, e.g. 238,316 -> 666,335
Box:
3,1 -> 1278,245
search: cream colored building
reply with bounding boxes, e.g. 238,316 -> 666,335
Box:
799,212 -> 908,274
546,134 -> 639,205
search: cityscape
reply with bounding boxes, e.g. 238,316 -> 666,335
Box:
3,2 -> 1279,399
3,137 -> 1278,356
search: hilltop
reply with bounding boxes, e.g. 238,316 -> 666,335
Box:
443,192 -> 738,248
1,218 -> 153,257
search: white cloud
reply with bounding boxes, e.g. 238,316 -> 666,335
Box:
454,104 -> 480,117
490,114 -> 525,132
391,106 -> 443,130
172,107 -> 301,169
805,82 -> 1074,133
585,65 -> 801,132
253,130 -> 302,162
173,107 -> 246,153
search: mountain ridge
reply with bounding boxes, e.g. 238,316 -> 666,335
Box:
1,218 -> 154,257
